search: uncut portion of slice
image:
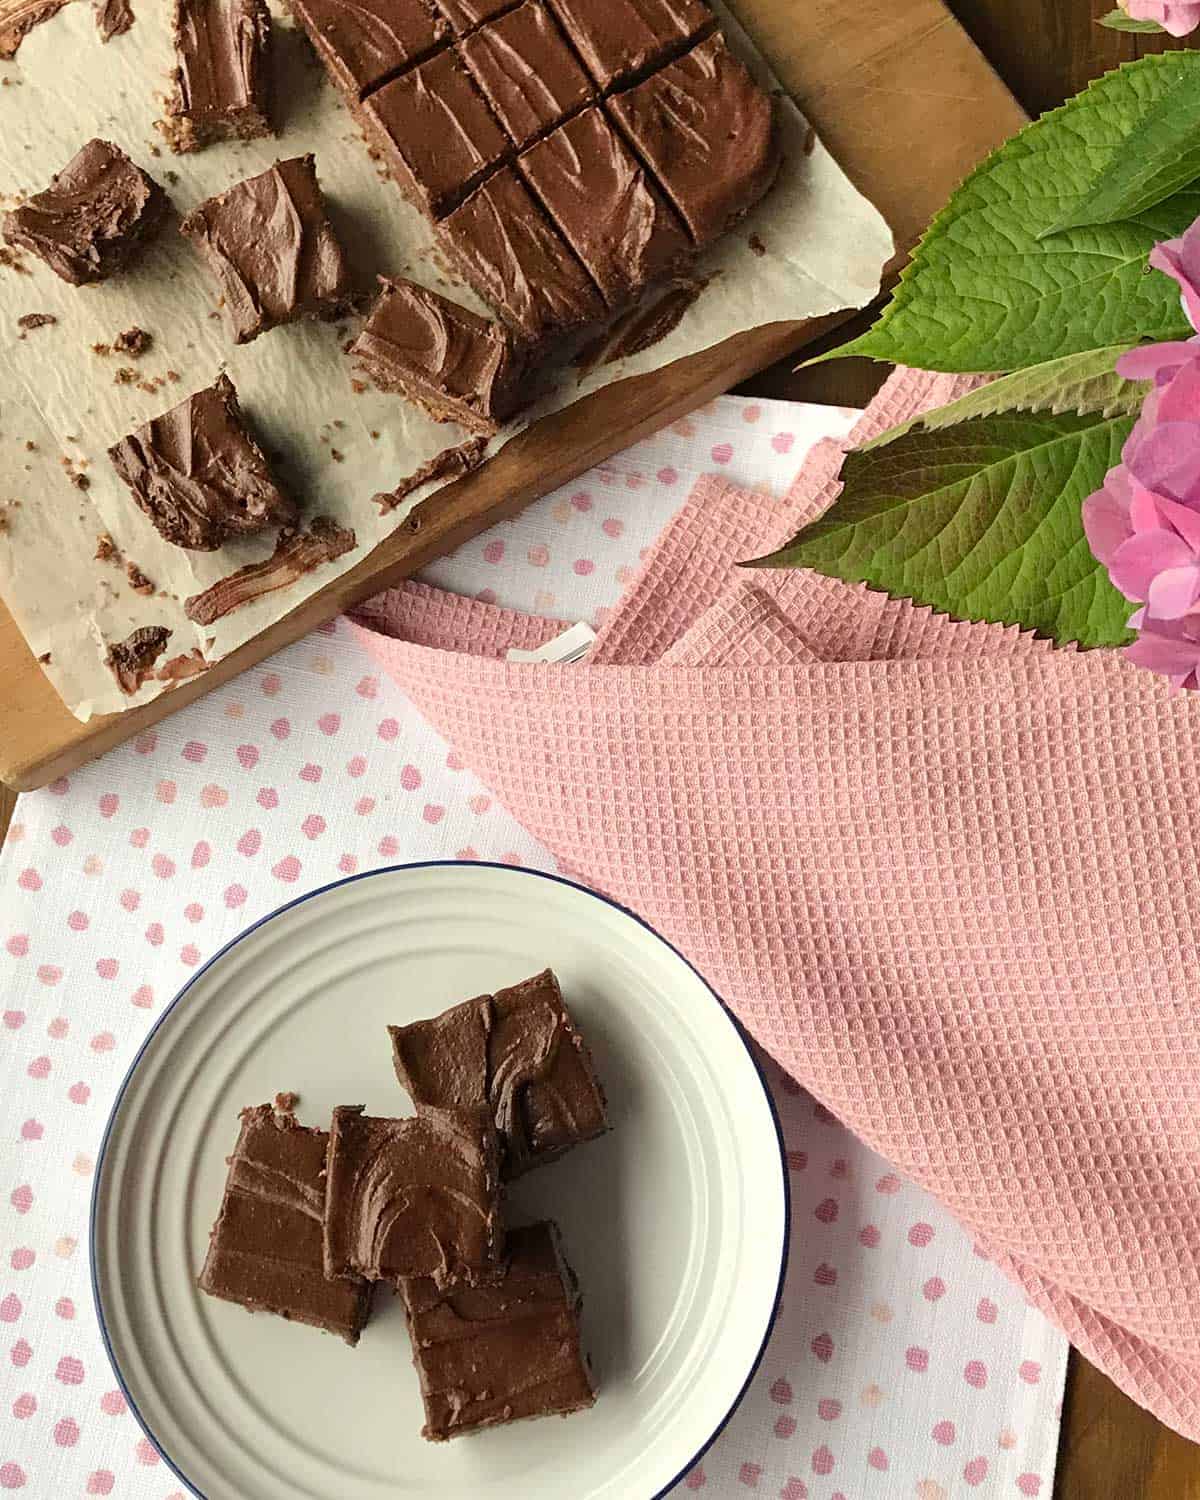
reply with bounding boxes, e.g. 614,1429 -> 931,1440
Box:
400,1221 -> 596,1441
197,1104 -> 371,1346
519,105 -> 691,308
607,31 -> 780,246
351,275 -> 527,433
286,0 -> 448,100
546,0 -> 711,89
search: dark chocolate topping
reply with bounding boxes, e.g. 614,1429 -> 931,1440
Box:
105,625 -> 171,694
198,1104 -> 370,1345
171,0 -> 272,143
288,0 -> 447,99
324,1104 -> 502,1286
373,434 -> 488,512
431,0 -> 511,38
608,31 -> 780,246
439,167 -> 603,342
0,0 -> 69,60
459,0 -> 593,151
181,155 -> 352,344
108,373 -> 297,552
352,275 -> 523,433
95,0 -> 134,43
2,138 -> 167,286
184,516 -> 355,623
400,1220 -> 595,1441
546,0 -> 711,87
519,105 -> 691,307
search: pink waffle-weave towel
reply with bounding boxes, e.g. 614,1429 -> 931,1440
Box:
352,367 -> 1200,1440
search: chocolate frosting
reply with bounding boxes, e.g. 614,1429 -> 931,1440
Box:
181,155 -> 352,344
108,373 -> 298,551
171,0 -> 272,143
323,1104 -> 503,1287
440,168 -> 603,342
95,0 -> 134,43
520,105 -> 691,307
185,516 -> 355,623
459,0 -> 593,151
0,0 -> 69,59
546,0 -> 711,86
105,625 -> 171,694
608,32 -> 780,246
390,968 -> 609,1177
2,138 -> 167,286
431,0 -> 511,37
401,1220 -> 595,1440
288,0 -> 446,99
352,275 -> 523,433
198,1104 -> 370,1345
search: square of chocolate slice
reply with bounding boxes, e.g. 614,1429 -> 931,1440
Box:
520,105 -> 691,308
431,0 -> 512,38
400,1220 -> 596,1440
439,167 -> 603,344
287,0 -> 447,100
324,1104 -> 503,1287
168,0 -> 274,152
358,50 -> 509,220
2,139 -> 167,286
389,968 -> 609,1177
607,32 -> 780,246
459,0 -> 593,151
198,1103 -> 371,1345
351,276 -> 526,433
546,0 -> 711,88
108,373 -> 298,551
181,155 -> 354,344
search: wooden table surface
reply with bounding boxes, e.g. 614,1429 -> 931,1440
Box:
2,1 -> 1197,1493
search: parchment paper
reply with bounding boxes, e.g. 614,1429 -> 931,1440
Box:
0,0 -> 891,719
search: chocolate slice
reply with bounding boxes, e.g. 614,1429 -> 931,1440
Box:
431,0 -> 511,38
181,155 -> 353,344
198,1103 -> 371,1345
351,276 -> 525,434
323,1104 -> 503,1287
108,373 -> 297,551
607,32 -> 780,246
547,0 -> 711,88
389,968 -> 609,1177
2,139 -> 167,286
459,0 -> 593,151
358,49 -> 509,220
400,1221 -> 596,1441
519,105 -> 690,307
439,167 -> 603,343
168,0 -> 273,152
287,0 -> 447,100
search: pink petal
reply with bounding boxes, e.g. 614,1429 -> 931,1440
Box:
1117,340 -> 1200,384
1147,563 -> 1200,620
1108,531 -> 1193,602
1125,622 -> 1200,679
1082,470 -> 1133,565
1155,492 -> 1200,552
1127,422 -> 1200,505
1155,358 -> 1200,423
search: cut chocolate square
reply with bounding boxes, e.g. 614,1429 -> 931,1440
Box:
198,1103 -> 371,1345
400,1220 -> 596,1440
546,0 -> 711,88
108,373 -> 298,551
438,167 -> 603,343
323,1104 -> 503,1287
181,155 -> 354,344
287,0 -> 447,100
459,0 -> 593,151
389,968 -> 609,1177
607,32 -> 780,246
351,275 -> 526,434
431,0 -> 512,38
2,139 -> 167,287
519,105 -> 690,307
168,0 -> 274,151
358,50 -> 509,219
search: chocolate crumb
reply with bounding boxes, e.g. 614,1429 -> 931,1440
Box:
16,311 -> 55,331
92,342 -> 112,357
114,366 -> 137,385
23,440 -> 35,452
274,1091 -> 300,1114
106,624 -> 171,693
70,471 -> 90,490
330,447 -> 344,462
37,651 -> 51,664
126,560 -> 155,594
94,532 -> 117,562
113,326 -> 152,357
350,378 -> 367,394
369,430 -> 379,441
166,368 -> 180,382
748,233 -> 766,257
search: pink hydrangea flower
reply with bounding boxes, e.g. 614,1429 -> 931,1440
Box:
1121,0 -> 1200,35
1147,220 -> 1200,332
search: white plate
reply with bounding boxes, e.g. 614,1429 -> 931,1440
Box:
92,862 -> 787,1500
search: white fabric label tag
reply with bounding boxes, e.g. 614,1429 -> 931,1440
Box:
505,622 -> 597,664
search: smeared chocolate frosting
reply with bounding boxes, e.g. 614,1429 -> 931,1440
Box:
198,1103 -> 371,1344
373,434 -> 488,512
95,0 -> 134,43
170,0 -> 273,149
2,139 -> 167,286
390,968 -> 609,1177
181,155 -> 352,344
184,516 -> 355,623
287,0 -> 447,99
401,1221 -> 596,1441
105,625 -> 171,694
108,373 -> 297,552
0,0 -> 69,59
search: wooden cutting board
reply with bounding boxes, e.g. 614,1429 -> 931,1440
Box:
0,0 -> 1024,791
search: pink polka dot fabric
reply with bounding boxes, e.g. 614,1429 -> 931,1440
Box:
0,396 -> 1063,1498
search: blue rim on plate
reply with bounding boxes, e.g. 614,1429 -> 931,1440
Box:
90,860 -> 791,1500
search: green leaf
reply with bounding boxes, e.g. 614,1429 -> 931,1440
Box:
1040,68 -> 1200,235
818,54 -> 1200,373
860,346 -> 1148,450
747,411 -> 1136,648
1099,9 -> 1165,30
